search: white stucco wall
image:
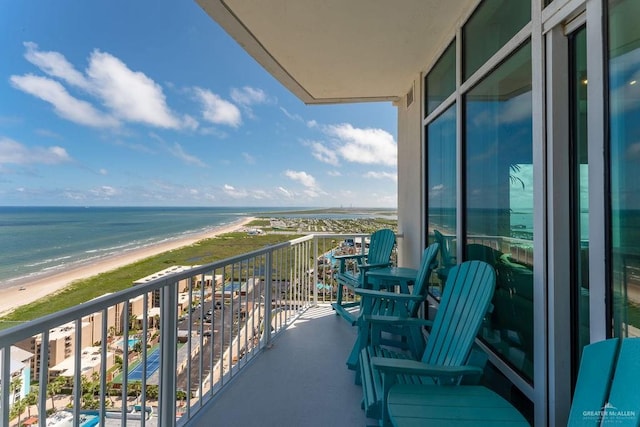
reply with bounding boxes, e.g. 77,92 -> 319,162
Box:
396,76 -> 424,269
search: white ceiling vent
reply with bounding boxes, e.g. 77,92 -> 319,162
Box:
406,84 -> 414,108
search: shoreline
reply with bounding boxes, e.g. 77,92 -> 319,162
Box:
0,217 -> 256,316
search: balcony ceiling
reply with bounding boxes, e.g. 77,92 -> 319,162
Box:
197,0 -> 476,104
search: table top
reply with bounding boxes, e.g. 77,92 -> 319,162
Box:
387,384 -> 530,427
366,266 -> 417,280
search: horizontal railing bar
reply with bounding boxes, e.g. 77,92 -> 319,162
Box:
0,232 -> 380,346
0,230 -> 386,427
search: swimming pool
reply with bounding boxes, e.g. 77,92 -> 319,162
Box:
223,282 -> 243,292
115,336 -> 140,349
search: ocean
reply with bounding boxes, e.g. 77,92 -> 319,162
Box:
0,206 -> 393,288
0,206 -> 279,287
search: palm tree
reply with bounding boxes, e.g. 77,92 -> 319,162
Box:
24,388 -> 38,418
129,314 -> 139,332
47,375 -> 65,411
9,376 -> 22,403
10,397 -> 27,425
9,376 -> 24,424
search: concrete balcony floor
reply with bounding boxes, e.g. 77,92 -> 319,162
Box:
189,304 -> 375,426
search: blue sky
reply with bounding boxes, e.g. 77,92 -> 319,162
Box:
0,1 -> 397,208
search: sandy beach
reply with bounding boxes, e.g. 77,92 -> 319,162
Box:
0,216 -> 255,316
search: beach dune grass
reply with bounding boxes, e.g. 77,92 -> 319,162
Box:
0,232 -> 298,327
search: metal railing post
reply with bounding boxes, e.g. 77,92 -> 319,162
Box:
313,237 -> 319,306
159,281 -> 177,426
1,346 -> 9,427
263,251 -> 273,348
38,331 -> 49,427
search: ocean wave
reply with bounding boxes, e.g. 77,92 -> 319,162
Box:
0,208 -> 254,286
24,255 -> 73,267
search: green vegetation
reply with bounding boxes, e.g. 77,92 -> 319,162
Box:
247,219 -> 271,227
0,215 -> 397,326
0,232 -> 297,325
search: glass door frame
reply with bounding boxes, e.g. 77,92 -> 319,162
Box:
544,1 -> 608,425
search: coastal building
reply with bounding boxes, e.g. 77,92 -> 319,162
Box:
0,347 -> 34,405
16,321 -> 92,381
82,305 -> 118,345
49,346 -> 114,379
197,0 -> 640,425
134,265 -> 199,308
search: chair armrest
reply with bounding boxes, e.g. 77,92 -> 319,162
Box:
333,253 -> 366,261
371,357 -> 483,380
355,288 -> 423,302
362,315 -> 434,328
358,261 -> 392,270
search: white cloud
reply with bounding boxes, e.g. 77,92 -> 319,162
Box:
0,137 -> 72,165
280,107 -> 303,122
63,191 -> 86,201
498,92 -> 532,125
35,129 -> 63,139
283,170 -> 328,200
10,74 -> 118,128
251,189 -> 270,200
87,50 -> 182,128
327,170 -> 342,177
278,186 -> 293,198
24,41 -> 89,89
167,142 -> 206,167
230,86 -> 267,106
181,114 -> 199,131
307,120 -> 318,128
13,42 -> 189,129
323,123 -> 397,167
99,168 -> 108,175
307,141 -> 339,166
242,152 -> 256,164
90,185 -> 119,198
194,88 -> 241,128
363,171 -> 397,182
284,170 -> 316,188
223,184 -> 248,198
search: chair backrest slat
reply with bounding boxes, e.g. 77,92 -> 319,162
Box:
603,338 -> 640,425
365,229 -> 396,266
567,338 -> 619,426
421,260 -> 495,367
406,243 -> 440,317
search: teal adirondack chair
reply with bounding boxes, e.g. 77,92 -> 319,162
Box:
332,228 -> 396,324
433,229 -> 456,281
568,337 -> 640,426
345,243 -> 440,372
385,337 -> 640,427
359,260 -> 496,425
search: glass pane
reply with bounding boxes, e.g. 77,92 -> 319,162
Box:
465,42 -> 533,381
425,41 -> 456,116
426,104 -> 457,291
609,0 -> 640,337
569,26 -> 589,371
463,0 -> 531,81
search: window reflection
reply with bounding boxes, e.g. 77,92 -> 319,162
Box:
463,0 -> 531,81
569,26 -> 589,372
426,104 -> 457,289
425,42 -> 456,116
464,42 -> 534,381
609,0 -> 640,338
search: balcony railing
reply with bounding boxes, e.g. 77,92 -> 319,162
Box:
0,233 -> 380,427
